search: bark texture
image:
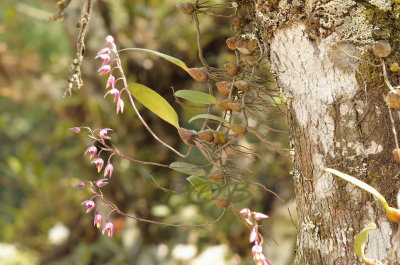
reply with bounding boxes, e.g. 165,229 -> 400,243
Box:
251,1 -> 400,264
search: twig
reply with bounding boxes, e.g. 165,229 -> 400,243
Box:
64,0 -> 94,96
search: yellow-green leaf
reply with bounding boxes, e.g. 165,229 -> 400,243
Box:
189,114 -> 231,126
175,90 -> 217,105
170,162 -> 206,176
353,222 -> 377,262
119,48 -> 189,72
324,168 -> 389,211
128,83 -> 179,129
187,176 -> 213,199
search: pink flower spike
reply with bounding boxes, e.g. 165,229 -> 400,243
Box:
240,208 -> 250,216
106,74 -> 116,89
102,222 -> 114,237
91,158 -> 104,173
97,47 -> 110,56
85,145 -> 97,160
98,65 -> 111,75
94,214 -> 102,229
252,212 -> 269,220
95,53 -> 111,65
69,127 -> 82,133
249,226 -> 257,243
96,178 -> 109,187
104,163 -> 114,178
104,88 -> 120,102
75,182 -> 85,188
116,98 -> 124,114
99,128 -> 112,140
81,200 -> 95,213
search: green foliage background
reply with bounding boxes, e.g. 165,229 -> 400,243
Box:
0,0 -> 293,264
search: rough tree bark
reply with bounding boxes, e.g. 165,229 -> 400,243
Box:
250,1 -> 400,264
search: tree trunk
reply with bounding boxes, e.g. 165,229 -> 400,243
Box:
252,1 -> 400,264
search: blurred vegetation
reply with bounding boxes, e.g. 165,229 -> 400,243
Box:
0,0 -> 293,264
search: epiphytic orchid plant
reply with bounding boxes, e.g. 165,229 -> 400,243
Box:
69,34 -> 277,263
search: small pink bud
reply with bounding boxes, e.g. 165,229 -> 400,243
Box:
91,158 -> 104,173
102,222 -> 114,237
106,75 -> 116,89
84,145 -> 97,160
116,98 -> 124,114
96,178 -> 109,187
94,214 -> 102,228
104,163 -> 114,178
106,35 -> 114,45
69,127 -> 82,133
81,200 -> 95,213
75,182 -> 85,188
104,88 -> 120,103
249,226 -> 257,243
240,208 -> 250,216
95,53 -> 111,65
106,35 -> 116,50
97,47 -> 110,56
99,128 -> 112,140
252,212 -> 269,220
98,65 -> 111,75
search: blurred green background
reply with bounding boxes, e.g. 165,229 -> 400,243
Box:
0,0 -> 294,264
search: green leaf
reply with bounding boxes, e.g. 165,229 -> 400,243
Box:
119,48 -> 189,72
353,222 -> 377,262
187,176 -> 213,199
127,83 -> 179,129
175,90 -> 217,105
189,114 -> 231,126
324,168 -> 389,211
170,162 -> 206,176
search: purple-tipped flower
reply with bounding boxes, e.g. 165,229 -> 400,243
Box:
116,98 -> 124,114
98,65 -> 111,75
106,35 -> 114,45
81,200 -> 95,213
106,35 -> 116,50
104,163 -> 114,178
69,127 -> 82,133
249,226 -> 257,243
75,182 -> 86,188
97,47 -> 110,56
104,88 -> 120,103
94,213 -> 102,228
106,74 -> 116,89
252,242 -> 272,265
99,128 -> 112,140
92,158 -> 104,173
102,222 -> 114,237
252,212 -> 269,220
95,53 -> 111,65
240,208 -> 250,216
85,145 -> 97,160
96,178 -> 109,187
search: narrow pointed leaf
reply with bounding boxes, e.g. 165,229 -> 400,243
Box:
353,222 -> 377,262
119,48 -> 189,72
189,114 -> 230,126
170,162 -> 206,176
174,90 -> 217,105
324,168 -> 389,211
187,176 -> 212,199
128,83 -> 179,129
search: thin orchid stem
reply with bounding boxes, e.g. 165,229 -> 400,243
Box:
100,195 -> 226,227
